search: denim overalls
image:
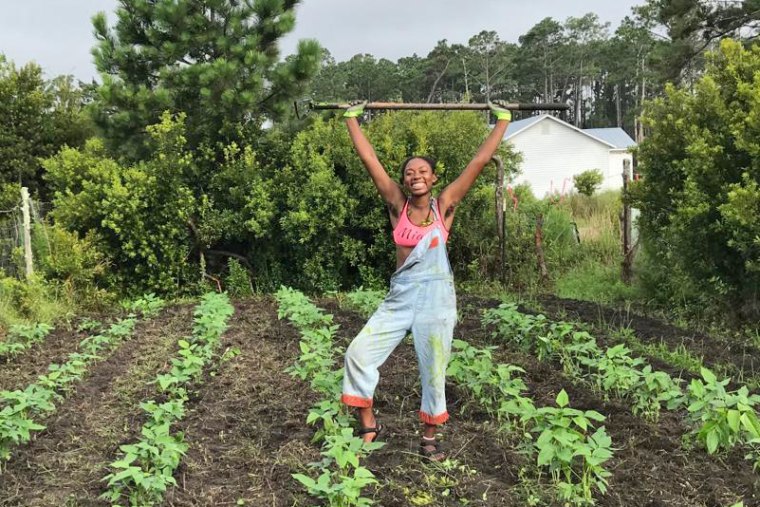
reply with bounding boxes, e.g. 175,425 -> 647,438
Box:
341,226 -> 457,425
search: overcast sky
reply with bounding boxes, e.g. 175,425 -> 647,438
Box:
1,0 -> 643,82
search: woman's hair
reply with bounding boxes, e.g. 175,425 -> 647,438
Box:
399,156 -> 437,183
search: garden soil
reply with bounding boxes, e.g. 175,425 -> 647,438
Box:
0,295 -> 757,506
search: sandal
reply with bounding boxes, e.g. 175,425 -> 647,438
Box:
357,423 -> 384,443
419,436 -> 446,461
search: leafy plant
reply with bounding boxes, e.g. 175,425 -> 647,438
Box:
573,169 -> 604,197
0,323 -> 54,359
683,368 -> 760,455
277,287 -> 383,506
530,390 -> 612,506
343,288 -> 385,318
102,292 -> 233,505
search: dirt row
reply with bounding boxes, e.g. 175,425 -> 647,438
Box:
0,295 -> 758,506
0,324 -> 91,393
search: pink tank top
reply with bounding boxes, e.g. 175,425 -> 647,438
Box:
392,198 -> 449,247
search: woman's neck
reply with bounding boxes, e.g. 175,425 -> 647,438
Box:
409,193 -> 432,209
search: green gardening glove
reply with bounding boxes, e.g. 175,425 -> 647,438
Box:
343,100 -> 368,118
488,100 -> 512,121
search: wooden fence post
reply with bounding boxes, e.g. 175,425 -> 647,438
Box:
21,187 -> 33,279
621,160 -> 633,284
535,213 -> 549,285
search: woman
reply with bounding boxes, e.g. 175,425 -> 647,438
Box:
340,101 -> 511,460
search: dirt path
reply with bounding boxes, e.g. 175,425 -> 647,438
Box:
0,305 -> 194,507
166,298 -> 318,506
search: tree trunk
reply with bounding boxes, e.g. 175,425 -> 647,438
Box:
426,60 -> 450,103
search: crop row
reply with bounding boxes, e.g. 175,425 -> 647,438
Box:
483,303 -> 760,469
450,338 -> 613,505
0,294 -> 165,467
101,292 -> 234,506
0,323 -> 54,359
276,286 -> 381,507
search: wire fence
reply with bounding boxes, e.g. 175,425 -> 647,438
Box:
0,197 -> 51,278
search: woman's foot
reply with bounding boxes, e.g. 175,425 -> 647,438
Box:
419,435 -> 446,461
358,423 -> 384,443
357,407 -> 382,443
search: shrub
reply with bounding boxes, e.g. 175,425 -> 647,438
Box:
573,170 -> 604,197
628,39 -> 760,320
224,258 -> 253,297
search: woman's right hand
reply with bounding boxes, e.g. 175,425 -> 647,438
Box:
344,100 -> 368,118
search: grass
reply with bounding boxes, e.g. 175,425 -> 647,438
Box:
0,275 -> 76,329
555,261 -> 642,304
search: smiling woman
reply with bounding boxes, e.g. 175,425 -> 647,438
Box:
339,100 -> 511,461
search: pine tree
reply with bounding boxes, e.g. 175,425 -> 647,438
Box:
90,0 -> 321,160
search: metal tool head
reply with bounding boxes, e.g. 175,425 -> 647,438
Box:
293,97 -> 315,119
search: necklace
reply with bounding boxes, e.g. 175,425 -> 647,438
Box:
407,199 -> 434,227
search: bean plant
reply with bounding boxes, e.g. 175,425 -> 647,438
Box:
102,292 -> 233,506
448,339 -> 613,505
343,288 -> 385,318
530,390 -> 612,506
483,303 -> 684,423
682,368 -> 760,456
276,287 -> 381,507
0,316 -> 137,465
0,323 -> 54,359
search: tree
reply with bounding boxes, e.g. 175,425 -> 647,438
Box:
0,56 -> 92,195
628,39 -> 760,319
90,0 -> 321,160
516,18 -> 567,104
564,14 -> 610,127
465,31 -> 518,102
643,0 -> 760,83
45,113 -> 197,293
0,57 -> 50,187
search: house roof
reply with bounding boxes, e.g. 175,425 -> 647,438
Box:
504,114 -> 635,150
582,128 -> 636,149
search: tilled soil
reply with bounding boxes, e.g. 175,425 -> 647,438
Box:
0,295 -> 757,506
0,305 -> 194,507
166,298 -> 318,506
0,325 -> 90,393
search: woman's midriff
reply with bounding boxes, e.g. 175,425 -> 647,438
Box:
396,245 -> 414,269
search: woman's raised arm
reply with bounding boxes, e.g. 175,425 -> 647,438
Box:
438,102 -> 511,216
345,103 -> 405,210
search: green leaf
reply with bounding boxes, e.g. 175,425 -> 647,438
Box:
556,389 -> 569,408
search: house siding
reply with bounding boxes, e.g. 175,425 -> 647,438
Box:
507,118 -> 632,197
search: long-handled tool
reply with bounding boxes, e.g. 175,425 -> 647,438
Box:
294,99 -> 569,119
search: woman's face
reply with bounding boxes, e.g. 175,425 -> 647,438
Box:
403,158 -> 438,196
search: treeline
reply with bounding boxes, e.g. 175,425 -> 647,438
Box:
309,1 -> 760,139
0,0 -> 758,320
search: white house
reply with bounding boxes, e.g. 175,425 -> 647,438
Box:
503,114 -> 636,197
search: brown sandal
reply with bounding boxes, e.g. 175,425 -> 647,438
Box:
357,423 -> 384,443
420,436 -> 446,461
